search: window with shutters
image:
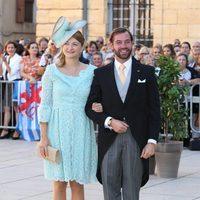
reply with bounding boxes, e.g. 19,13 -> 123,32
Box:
108,0 -> 153,47
16,0 -> 25,23
16,0 -> 34,23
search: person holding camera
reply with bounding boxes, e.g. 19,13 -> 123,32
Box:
39,40 -> 60,68
38,37 -> 49,56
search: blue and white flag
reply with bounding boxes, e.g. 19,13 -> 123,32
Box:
14,81 -> 42,141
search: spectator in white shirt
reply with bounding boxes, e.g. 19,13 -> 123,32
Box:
176,53 -> 191,84
0,41 -> 22,139
39,40 -> 60,66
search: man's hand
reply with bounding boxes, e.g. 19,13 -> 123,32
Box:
110,118 -> 129,134
140,143 -> 156,159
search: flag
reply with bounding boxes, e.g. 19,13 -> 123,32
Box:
15,81 -> 42,141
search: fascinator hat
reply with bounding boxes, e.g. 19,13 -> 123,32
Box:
51,16 -> 87,48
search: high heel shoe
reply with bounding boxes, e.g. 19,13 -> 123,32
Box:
0,129 -> 10,139
12,131 -> 20,140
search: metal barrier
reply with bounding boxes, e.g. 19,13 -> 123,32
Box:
0,80 -> 199,136
0,80 -> 16,130
185,82 -> 200,135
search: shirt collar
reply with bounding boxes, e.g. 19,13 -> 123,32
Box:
114,57 -> 132,72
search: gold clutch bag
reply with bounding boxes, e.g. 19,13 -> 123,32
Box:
36,143 -> 60,164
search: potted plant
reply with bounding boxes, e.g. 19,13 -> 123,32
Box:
155,56 -> 189,178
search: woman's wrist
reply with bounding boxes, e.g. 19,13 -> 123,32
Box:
40,133 -> 48,140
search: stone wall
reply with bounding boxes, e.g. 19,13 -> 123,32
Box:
0,0 -> 36,45
153,0 -> 200,45
36,0 -> 200,45
36,0 -> 108,42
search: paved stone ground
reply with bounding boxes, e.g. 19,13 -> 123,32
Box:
0,139 -> 200,200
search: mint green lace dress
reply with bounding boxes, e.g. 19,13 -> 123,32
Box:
38,64 -> 97,184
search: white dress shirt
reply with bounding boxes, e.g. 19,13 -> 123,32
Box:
2,53 -> 22,81
114,57 -> 132,79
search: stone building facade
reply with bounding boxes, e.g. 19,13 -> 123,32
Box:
1,0 -> 199,46
153,0 -> 200,45
0,0 -> 36,45
36,0 -> 200,46
36,0 -> 107,42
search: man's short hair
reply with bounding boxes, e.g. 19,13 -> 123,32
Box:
109,27 -> 133,43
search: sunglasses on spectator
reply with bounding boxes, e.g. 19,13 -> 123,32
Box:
140,52 -> 149,55
96,40 -> 103,44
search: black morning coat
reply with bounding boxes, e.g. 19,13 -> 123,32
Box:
85,57 -> 161,187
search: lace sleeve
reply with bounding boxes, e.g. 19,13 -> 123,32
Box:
38,66 -> 53,122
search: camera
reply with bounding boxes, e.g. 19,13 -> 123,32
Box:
46,54 -> 52,59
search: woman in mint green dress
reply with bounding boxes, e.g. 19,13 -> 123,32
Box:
38,17 -> 100,200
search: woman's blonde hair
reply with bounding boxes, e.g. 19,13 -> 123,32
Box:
57,31 -> 85,67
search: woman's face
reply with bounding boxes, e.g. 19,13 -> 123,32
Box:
28,43 -> 39,56
163,47 -> 172,57
174,46 -> 181,55
153,47 -> 161,60
177,55 -> 187,68
63,37 -> 82,59
88,44 -> 97,55
92,54 -> 103,67
49,42 -> 58,52
6,43 -> 16,56
181,43 -> 190,55
192,42 -> 200,54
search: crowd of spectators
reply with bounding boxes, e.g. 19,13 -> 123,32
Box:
0,35 -> 200,140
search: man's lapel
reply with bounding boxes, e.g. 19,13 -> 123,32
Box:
124,58 -> 141,104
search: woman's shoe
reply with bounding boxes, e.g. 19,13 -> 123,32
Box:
12,131 -> 20,140
0,129 -> 10,139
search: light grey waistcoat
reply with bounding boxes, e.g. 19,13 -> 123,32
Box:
114,66 -> 132,102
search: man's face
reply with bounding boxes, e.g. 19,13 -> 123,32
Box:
111,32 -> 132,62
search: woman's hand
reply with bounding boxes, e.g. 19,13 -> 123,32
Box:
178,79 -> 186,85
1,55 -> 7,63
38,136 -> 49,159
29,76 -> 37,84
37,66 -> 45,76
92,102 -> 103,112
